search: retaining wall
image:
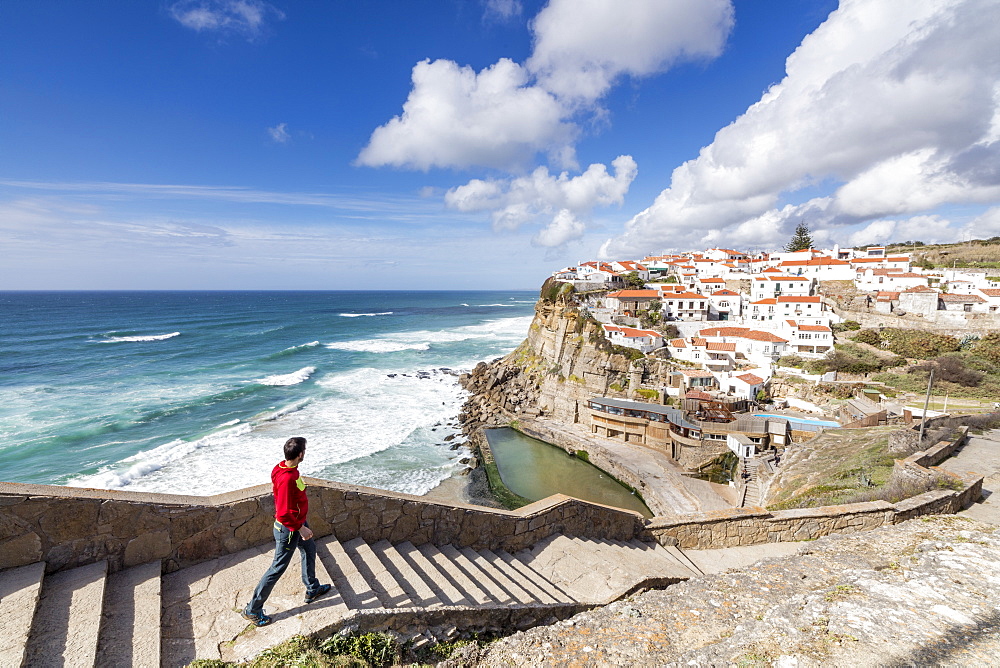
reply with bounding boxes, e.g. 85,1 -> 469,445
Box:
644,426 -> 982,549
0,478 -> 644,576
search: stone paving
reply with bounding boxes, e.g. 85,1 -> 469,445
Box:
939,428 -> 1000,525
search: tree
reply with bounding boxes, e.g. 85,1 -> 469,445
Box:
785,223 -> 813,252
624,271 -> 645,289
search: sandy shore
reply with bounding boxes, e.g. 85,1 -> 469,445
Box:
422,465 -> 503,509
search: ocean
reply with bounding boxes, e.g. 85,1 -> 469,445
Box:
0,291 -> 536,496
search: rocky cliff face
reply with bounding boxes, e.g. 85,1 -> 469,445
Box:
458,291 -> 673,435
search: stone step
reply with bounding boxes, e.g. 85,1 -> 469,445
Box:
464,548 -> 537,605
662,545 -> 705,576
95,560 -> 161,668
516,535 -> 616,603
163,537 -> 347,667
318,536 -> 382,610
370,540 -> 441,608
23,560 -> 107,668
493,550 -> 571,604
480,549 -> 553,604
395,542 -> 470,606
617,540 -> 695,580
438,544 -> 513,604
416,543 -> 492,606
343,538 -> 414,608
0,561 -> 45,667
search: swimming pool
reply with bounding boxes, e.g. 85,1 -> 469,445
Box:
754,414 -> 841,428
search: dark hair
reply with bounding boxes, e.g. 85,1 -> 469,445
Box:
284,436 -> 306,461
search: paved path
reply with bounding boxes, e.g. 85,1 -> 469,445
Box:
937,428 -> 1000,525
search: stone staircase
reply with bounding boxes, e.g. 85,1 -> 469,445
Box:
0,533 -> 702,667
741,458 -> 762,507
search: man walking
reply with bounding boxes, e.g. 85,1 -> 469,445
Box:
242,436 -> 331,627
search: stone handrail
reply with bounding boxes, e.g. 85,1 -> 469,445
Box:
0,477 -> 645,576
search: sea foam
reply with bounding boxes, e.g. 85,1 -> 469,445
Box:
339,311 -> 393,317
255,366 -> 316,386
100,332 -> 181,343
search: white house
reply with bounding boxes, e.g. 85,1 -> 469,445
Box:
708,288 -> 742,320
975,288 -> 1000,313
750,275 -> 813,301
610,261 -> 651,281
855,268 -> 928,292
777,257 -> 855,280
603,325 -> 664,353
938,293 -> 989,313
661,291 -> 709,321
849,256 -> 911,272
720,371 -> 769,401
782,320 -> 833,356
704,248 -> 747,262
699,326 -> 790,366
577,261 -> 624,286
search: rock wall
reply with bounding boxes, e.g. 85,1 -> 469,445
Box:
0,478 -> 645,575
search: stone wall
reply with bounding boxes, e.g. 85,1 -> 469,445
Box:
0,478 -> 645,576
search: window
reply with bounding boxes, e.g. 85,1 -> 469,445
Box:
964,303 -> 972,312
720,301 -> 729,307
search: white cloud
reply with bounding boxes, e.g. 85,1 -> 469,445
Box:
603,0 -> 1000,258
484,0 -> 523,22
359,0 -> 734,172
533,209 -> 585,247
356,58 -> 574,171
527,0 -> 734,103
445,155 -> 636,246
268,122 -> 290,143
964,206 -> 1000,238
168,0 -> 284,40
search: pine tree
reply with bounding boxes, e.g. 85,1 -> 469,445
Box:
785,223 -> 813,252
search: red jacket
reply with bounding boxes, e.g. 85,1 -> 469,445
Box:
272,461 -> 308,531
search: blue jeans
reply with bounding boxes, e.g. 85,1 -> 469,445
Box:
245,522 -> 321,615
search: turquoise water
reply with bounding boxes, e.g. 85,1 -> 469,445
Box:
485,428 -> 653,517
0,291 -> 536,495
754,413 -> 840,427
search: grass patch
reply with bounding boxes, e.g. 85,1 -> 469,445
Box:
635,388 -> 659,400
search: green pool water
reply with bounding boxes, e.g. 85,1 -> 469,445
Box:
484,428 -> 653,518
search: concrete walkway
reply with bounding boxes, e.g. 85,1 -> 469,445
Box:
938,428 -> 1000,526
520,418 -> 732,516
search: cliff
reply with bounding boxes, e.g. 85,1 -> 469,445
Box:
459,288 -> 673,434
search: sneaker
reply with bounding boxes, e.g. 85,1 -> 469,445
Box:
305,584 -> 332,604
241,609 -> 272,627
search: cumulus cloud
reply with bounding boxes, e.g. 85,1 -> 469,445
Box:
168,0 -> 284,40
359,0 -> 734,172
445,155 -> 636,246
602,0 -> 1000,258
527,0 -> 733,103
356,59 -> 574,171
267,122 -> 290,143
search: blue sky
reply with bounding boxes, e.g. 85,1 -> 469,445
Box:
2,0 -> 998,290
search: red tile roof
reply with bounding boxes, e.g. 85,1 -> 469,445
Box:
707,342 -> 737,351
939,294 -> 985,303
779,258 -> 851,266
669,338 -> 686,348
606,290 -> 660,298
681,370 -> 715,378
876,291 -> 900,301
777,296 -> 822,303
618,327 -> 663,337
699,327 -> 789,343
712,289 -> 739,296
736,373 -> 765,385
902,286 -> 937,293
751,298 -> 777,305
981,289 -> 1000,297
798,324 -> 831,332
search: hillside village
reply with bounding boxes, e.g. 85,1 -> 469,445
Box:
552,244 -> 1000,407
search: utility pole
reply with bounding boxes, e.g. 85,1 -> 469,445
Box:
918,366 -> 935,445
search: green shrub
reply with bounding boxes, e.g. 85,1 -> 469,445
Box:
832,320 -> 861,333
778,354 -> 806,368
852,329 -> 882,346
320,633 -> 399,667
851,328 -> 960,359
635,388 -> 659,400
609,382 -> 624,392
972,332 -> 1000,364
575,449 -> 590,462
539,278 -> 574,303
